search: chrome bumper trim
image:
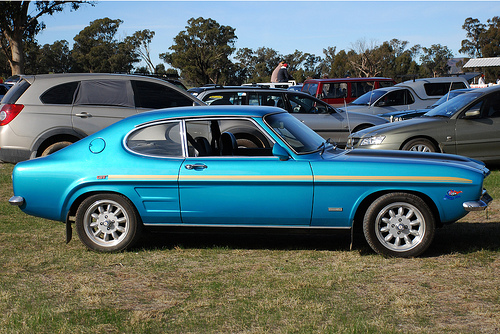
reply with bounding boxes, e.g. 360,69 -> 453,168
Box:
463,190 -> 492,212
9,196 -> 25,206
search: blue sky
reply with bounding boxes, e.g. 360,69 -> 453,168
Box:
34,1 -> 500,69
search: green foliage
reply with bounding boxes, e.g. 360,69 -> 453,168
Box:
72,17 -> 138,73
420,44 -> 454,78
161,17 -> 237,86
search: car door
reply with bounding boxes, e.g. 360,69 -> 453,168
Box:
286,93 -> 346,143
72,79 -> 137,135
454,91 -> 500,162
178,118 -> 314,226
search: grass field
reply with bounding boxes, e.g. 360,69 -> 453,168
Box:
1,163 -> 499,333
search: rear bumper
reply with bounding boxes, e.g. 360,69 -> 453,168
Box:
0,147 -> 31,163
463,190 -> 493,211
9,195 -> 25,206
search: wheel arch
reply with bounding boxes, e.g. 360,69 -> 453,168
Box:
399,135 -> 442,153
352,189 -> 442,235
66,190 -> 143,226
31,128 -> 86,158
351,123 -> 374,133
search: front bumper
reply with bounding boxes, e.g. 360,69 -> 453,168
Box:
463,190 -> 493,211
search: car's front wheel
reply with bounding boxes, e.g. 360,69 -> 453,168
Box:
363,193 -> 435,257
401,138 -> 438,152
75,194 -> 141,252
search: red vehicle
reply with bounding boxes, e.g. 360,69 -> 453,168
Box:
301,77 -> 396,107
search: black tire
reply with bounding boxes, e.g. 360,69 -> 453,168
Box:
363,193 -> 435,258
75,194 -> 142,252
40,141 -> 73,156
401,138 -> 438,153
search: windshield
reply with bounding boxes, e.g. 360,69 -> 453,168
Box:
430,90 -> 470,108
349,89 -> 387,106
425,92 -> 482,118
264,112 -> 325,154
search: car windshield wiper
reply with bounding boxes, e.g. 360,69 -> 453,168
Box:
317,138 -> 334,155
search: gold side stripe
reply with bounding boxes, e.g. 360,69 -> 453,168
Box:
105,175 -> 472,183
315,175 -> 473,183
107,175 -> 178,180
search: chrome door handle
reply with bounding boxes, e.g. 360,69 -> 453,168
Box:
75,112 -> 92,118
185,163 -> 207,170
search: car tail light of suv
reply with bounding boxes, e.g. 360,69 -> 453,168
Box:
0,104 -> 24,126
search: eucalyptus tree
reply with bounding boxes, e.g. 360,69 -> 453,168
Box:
0,1 -> 93,75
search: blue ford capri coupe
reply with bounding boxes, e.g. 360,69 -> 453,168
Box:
9,106 -> 492,257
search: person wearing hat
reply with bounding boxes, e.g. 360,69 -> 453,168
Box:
277,63 -> 293,82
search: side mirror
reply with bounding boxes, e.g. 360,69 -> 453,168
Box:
464,108 -> 481,119
272,144 -> 290,161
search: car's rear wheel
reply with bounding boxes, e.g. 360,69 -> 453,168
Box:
75,194 -> 141,252
401,138 -> 438,152
363,193 -> 435,258
40,141 -> 74,156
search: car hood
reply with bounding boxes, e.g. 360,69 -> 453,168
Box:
350,116 -> 444,137
332,148 -> 489,175
336,110 -> 387,124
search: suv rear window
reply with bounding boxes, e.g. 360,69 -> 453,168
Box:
2,79 -> 30,104
424,82 -> 467,96
40,82 -> 79,104
132,80 -> 194,109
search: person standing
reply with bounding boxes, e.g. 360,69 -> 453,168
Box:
271,61 -> 284,83
277,63 -> 293,82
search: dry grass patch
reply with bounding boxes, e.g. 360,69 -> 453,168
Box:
0,163 -> 499,333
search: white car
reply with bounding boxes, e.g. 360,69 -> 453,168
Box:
342,77 -> 470,115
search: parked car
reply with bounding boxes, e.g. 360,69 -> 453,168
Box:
196,86 -> 388,147
346,85 -> 500,164
9,106 -> 491,258
0,83 -> 11,102
378,88 -> 473,122
242,81 -> 297,89
343,77 -> 470,115
301,77 -> 396,107
0,73 -> 203,163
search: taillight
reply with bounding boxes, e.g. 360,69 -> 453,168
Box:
0,104 -> 24,126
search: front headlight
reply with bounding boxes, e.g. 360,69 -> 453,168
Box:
360,135 -> 386,146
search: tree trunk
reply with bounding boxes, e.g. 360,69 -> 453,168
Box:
8,35 -> 24,75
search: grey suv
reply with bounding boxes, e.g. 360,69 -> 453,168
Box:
0,73 -> 203,163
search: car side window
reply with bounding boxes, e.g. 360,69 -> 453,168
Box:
185,118 -> 273,157
483,92 -> 500,118
132,80 -> 194,109
351,81 -> 375,98
204,92 -> 245,105
288,94 -> 329,114
323,83 -> 347,99
248,93 -> 284,108
126,121 -> 183,157
40,82 -> 79,104
74,80 -> 134,107
304,83 -> 318,96
378,89 -> 415,106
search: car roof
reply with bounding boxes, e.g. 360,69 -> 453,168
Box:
124,105 -> 286,124
197,86 -> 312,97
304,77 -> 394,83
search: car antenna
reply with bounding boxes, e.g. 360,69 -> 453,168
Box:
344,97 -> 352,134
446,81 -> 453,102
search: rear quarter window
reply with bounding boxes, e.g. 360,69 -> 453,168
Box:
2,79 -> 30,104
40,81 -> 79,104
424,82 -> 467,96
132,80 -> 195,109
